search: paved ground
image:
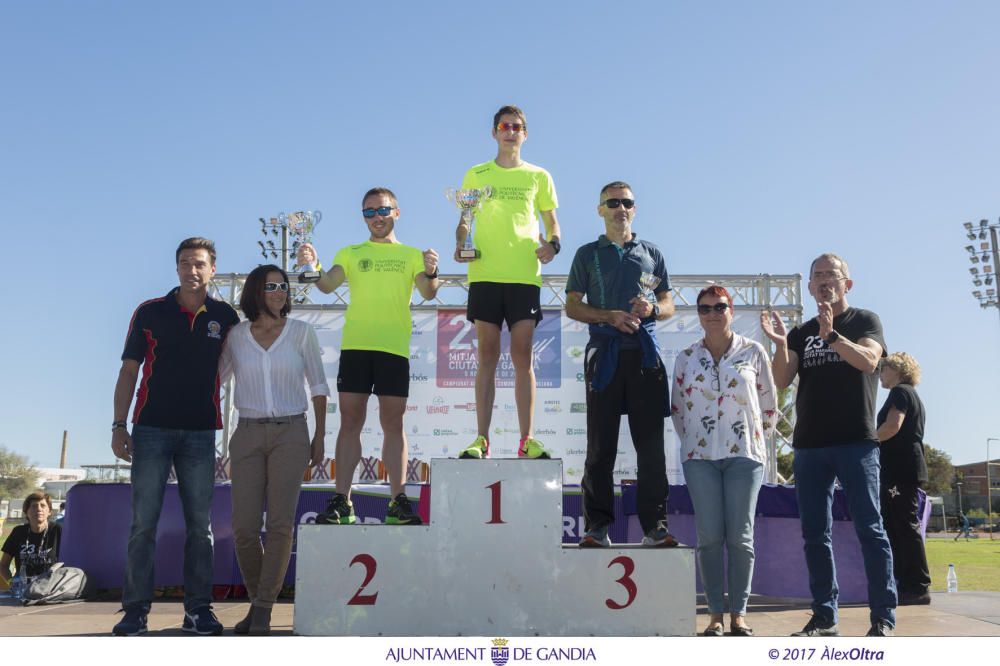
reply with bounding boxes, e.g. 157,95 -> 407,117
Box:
1,592 -> 998,637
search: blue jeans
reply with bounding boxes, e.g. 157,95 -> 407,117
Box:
793,442 -> 897,627
123,425 -> 217,612
683,457 -> 763,615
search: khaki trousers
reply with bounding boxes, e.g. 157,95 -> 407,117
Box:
229,415 -> 310,608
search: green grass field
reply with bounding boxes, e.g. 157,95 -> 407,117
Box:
925,536 -> 1000,592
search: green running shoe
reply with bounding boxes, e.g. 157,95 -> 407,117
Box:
459,435 -> 490,459
518,436 -> 552,459
315,492 -> 357,524
385,493 -> 423,525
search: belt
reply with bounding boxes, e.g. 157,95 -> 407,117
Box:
238,413 -> 306,425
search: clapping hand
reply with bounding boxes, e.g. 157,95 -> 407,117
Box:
760,310 -> 788,344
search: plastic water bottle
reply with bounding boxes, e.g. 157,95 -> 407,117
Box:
946,563 -> 958,593
10,570 -> 26,601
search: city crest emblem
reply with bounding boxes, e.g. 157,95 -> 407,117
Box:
491,638 -> 509,666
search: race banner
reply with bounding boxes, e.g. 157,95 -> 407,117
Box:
276,309 -> 764,485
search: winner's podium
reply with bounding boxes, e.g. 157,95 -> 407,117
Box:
294,459 -> 694,636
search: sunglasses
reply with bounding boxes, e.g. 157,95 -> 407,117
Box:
264,282 -> 289,293
362,206 -> 395,218
602,198 -> 635,209
697,302 -> 730,315
496,122 -> 525,132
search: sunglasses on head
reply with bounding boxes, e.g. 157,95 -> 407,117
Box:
602,198 -> 635,209
362,206 -> 395,218
496,122 -> 525,132
697,302 -> 730,315
264,282 -> 289,293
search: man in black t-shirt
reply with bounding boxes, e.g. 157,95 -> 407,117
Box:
761,253 -> 896,638
109,237 -> 239,637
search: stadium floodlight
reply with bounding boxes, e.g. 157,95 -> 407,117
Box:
967,245 -> 976,253
987,276 -> 995,286
971,255 -> 980,263
974,278 -> 983,286
970,267 -> 979,275
965,222 -> 975,230
973,291 -> 983,298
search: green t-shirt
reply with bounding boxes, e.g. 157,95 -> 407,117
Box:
333,241 -> 423,358
461,160 -> 558,286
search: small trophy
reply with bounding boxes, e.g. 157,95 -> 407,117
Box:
286,210 -> 323,283
637,271 -> 661,312
446,187 -> 492,259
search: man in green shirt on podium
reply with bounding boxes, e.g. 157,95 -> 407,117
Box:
454,105 -> 562,461
299,187 -> 440,525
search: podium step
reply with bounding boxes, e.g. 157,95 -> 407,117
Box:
294,459 -> 694,635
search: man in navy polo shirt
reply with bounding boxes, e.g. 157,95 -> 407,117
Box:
565,181 -> 677,548
110,237 -> 239,636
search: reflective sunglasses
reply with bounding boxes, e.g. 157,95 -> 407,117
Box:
264,282 -> 289,292
697,302 -> 730,315
362,206 -> 395,218
602,198 -> 635,209
496,122 -> 525,132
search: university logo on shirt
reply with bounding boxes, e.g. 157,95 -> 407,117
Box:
358,259 -> 373,272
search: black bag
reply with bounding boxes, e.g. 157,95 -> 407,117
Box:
22,564 -> 94,605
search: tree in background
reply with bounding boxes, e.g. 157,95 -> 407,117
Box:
775,387 -> 795,482
923,444 -> 954,496
0,446 -> 38,501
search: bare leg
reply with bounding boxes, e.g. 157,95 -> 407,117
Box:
378,395 -> 408,497
475,321 -> 501,438
334,392 -> 368,497
510,319 -> 536,439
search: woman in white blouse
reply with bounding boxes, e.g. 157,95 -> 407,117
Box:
671,285 -> 777,637
220,264 -> 329,635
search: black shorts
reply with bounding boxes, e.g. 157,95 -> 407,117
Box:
337,350 -> 410,397
467,281 -> 542,328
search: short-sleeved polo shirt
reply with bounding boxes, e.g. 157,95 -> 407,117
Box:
122,287 -> 240,430
567,233 -> 671,313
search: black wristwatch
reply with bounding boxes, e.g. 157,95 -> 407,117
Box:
424,269 -> 439,280
112,420 -> 128,432
549,236 -> 561,255
652,303 -> 661,320
824,330 -> 841,345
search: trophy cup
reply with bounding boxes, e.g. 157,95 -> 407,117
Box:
287,210 -> 323,283
637,271 -> 661,316
446,186 -> 492,259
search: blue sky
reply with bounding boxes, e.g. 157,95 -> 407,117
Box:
2,1 -> 999,470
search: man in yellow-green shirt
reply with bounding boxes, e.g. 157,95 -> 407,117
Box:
298,187 -> 440,525
454,105 -> 562,460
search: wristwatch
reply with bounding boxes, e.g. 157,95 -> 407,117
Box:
652,303 -> 661,320
112,421 -> 127,432
549,236 -> 561,255
424,269 -> 439,280
824,330 -> 841,345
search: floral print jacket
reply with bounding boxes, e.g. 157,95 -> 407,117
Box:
670,334 -> 778,463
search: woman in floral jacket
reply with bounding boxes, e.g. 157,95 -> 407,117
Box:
671,285 -> 777,636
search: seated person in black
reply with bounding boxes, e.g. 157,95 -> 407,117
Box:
1,492 -> 61,585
